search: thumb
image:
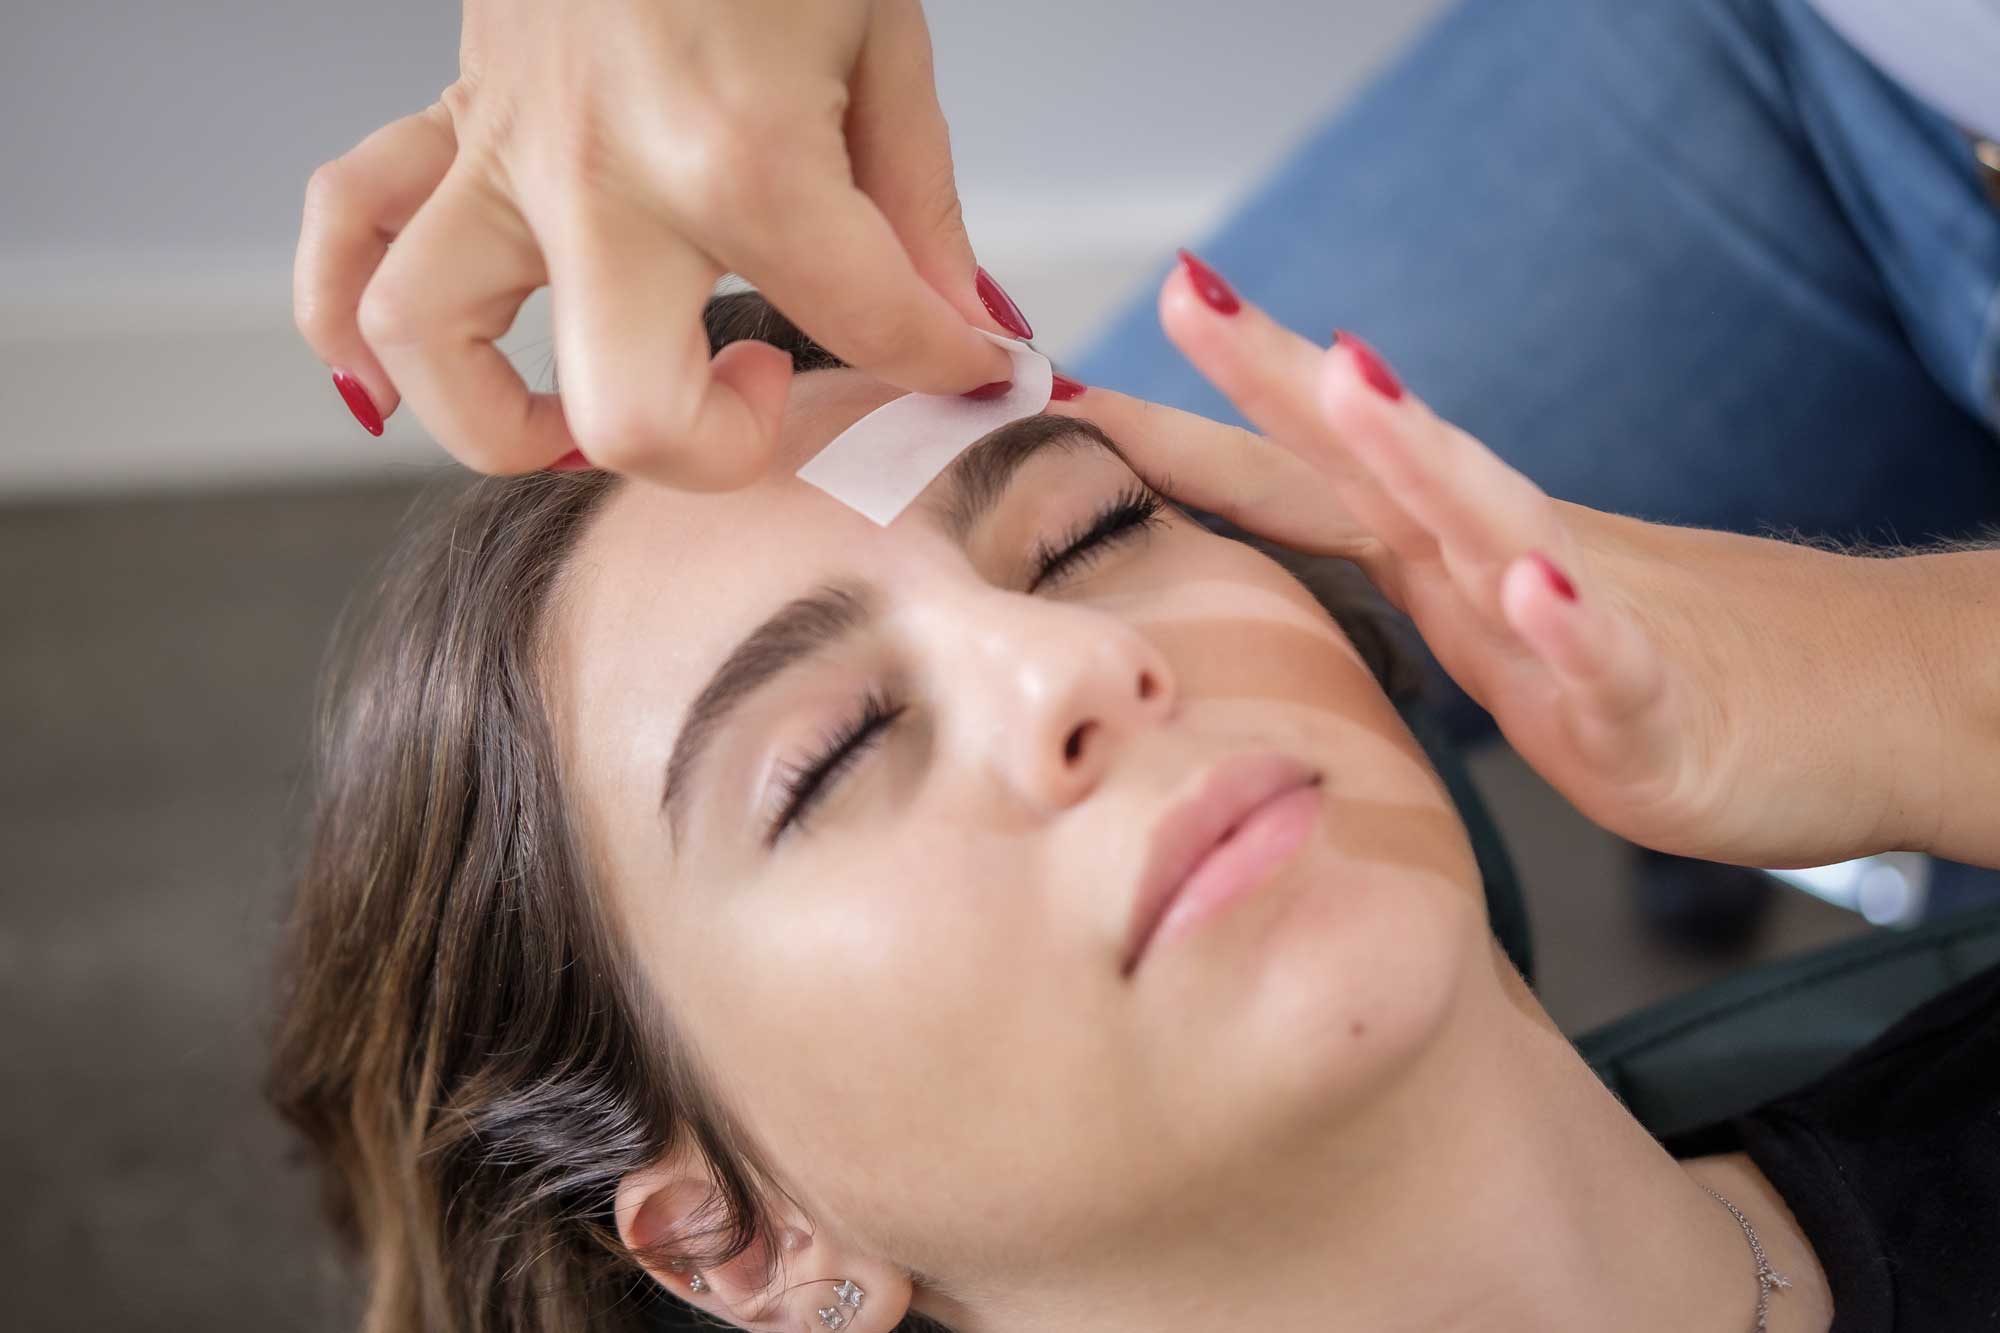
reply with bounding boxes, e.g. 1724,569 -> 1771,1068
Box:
845,0 -> 1018,337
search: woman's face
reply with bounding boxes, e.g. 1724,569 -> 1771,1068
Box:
555,368 -> 1486,1282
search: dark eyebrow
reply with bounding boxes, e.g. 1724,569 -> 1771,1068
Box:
930,414 -> 1131,544
661,579 -> 873,843
659,413 -> 1129,842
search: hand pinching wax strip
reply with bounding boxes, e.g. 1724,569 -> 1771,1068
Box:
794,331 -> 1054,525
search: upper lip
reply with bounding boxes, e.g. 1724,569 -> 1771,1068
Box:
1121,752 -> 1321,976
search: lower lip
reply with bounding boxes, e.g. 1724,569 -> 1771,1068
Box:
1140,782 -> 1322,968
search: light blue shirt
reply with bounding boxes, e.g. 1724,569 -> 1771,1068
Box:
1807,0 -> 2000,140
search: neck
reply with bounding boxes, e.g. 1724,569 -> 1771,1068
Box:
941,953 -> 1806,1333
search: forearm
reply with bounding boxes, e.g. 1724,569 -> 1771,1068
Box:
1882,548 -> 2000,868
1557,503 -> 1996,869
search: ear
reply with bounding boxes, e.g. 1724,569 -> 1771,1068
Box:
614,1156 -> 915,1331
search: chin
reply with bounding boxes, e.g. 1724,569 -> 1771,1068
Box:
1192,828 -> 1489,1141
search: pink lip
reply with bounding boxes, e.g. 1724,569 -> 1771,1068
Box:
1122,754 -> 1322,977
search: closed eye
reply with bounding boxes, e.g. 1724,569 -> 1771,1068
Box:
766,483 -> 1170,845
766,690 -> 902,845
1027,484 -> 1168,593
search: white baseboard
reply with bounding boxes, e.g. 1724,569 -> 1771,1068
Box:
0,190 -> 1228,499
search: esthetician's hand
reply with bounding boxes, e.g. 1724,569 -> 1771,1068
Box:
295,0 -> 1018,488
1052,253 -> 1982,871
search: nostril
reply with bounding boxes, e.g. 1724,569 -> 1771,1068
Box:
1064,720 -> 1095,764
1137,670 -> 1159,702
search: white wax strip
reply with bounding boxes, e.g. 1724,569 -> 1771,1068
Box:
794,331 -> 1054,525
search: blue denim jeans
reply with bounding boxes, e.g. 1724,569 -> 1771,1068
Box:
1073,0 -> 2000,916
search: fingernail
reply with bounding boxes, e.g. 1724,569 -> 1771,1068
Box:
1175,248 -> 1241,315
332,369 -> 384,436
1528,551 -> 1578,602
962,379 -> 1013,401
1050,372 -> 1087,402
1334,330 -> 1404,402
976,267 -> 1034,340
547,449 -> 593,472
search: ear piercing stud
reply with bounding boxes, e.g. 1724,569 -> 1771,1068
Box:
817,1278 -> 866,1328
681,1270 -> 863,1331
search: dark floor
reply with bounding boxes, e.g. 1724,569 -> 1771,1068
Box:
0,481 -> 1875,1330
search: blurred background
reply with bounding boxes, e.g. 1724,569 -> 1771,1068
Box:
2,2 -> 1880,1328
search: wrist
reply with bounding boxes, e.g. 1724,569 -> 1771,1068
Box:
1874,550 -> 2000,861
1721,540 -> 1929,864
1563,506 -> 1939,864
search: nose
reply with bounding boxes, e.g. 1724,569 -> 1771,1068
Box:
931,591 -> 1178,813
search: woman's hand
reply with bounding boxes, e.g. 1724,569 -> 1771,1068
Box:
294,0 -> 1015,489
1055,254 -> 1969,871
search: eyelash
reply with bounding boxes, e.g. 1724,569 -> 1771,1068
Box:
765,484 -> 1168,844
1026,483 -> 1168,594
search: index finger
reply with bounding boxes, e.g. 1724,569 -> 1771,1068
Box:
357,170 -> 575,474
1045,386 -> 1372,560
696,167 -> 1011,394
541,202 -> 796,489
294,104 -> 458,422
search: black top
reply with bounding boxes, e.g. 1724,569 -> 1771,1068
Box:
1662,962 -> 2000,1331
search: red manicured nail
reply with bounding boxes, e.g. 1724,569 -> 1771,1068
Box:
1334,331 -> 1404,402
547,449 -> 593,472
1050,372 -> 1087,402
1529,551 -> 1578,602
332,369 -> 383,436
962,379 -> 1013,401
976,267 -> 1034,340
1175,248 -> 1241,315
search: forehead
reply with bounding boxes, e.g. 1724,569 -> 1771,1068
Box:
553,367 -> 1057,777
559,367 -> 913,666
579,361 -> 986,609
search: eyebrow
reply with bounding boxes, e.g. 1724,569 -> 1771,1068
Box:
659,414 -> 1128,842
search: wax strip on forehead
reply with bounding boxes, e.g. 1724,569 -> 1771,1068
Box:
794,331 -> 1053,525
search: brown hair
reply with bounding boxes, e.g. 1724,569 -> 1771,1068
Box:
267,293 -> 1411,1333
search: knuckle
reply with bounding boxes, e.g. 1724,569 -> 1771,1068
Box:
566,392 -> 695,474
436,82 -> 476,126
439,80 -> 518,153
301,159 -> 351,219
669,114 -> 795,225
356,283 -> 425,350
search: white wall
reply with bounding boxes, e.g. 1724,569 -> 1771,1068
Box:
1,1 -> 1448,496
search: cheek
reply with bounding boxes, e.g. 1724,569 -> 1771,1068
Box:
1143,588 -> 1416,765
683,833 -> 1048,1168
1157,612 -> 1375,713
1125,590 -> 1488,1145
1152,728 -> 1486,1170
1248,859 -> 1484,1151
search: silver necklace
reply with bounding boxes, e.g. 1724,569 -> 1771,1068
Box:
1701,1183 -> 1794,1331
